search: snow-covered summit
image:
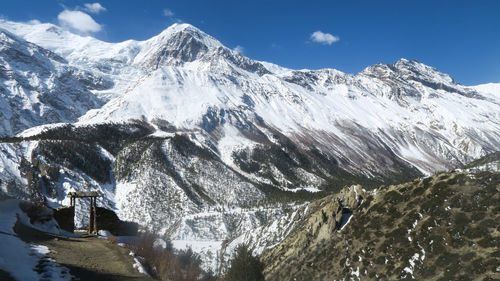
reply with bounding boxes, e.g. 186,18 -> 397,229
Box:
134,23 -> 225,68
149,23 -> 223,50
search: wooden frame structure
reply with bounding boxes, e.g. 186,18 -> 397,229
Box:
68,191 -> 100,234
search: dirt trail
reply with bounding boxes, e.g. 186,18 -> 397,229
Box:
15,223 -> 152,281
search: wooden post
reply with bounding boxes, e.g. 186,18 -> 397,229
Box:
93,196 -> 97,234
88,197 -> 93,234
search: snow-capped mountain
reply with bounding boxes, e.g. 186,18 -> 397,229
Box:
2,19 -> 498,172
0,28 -> 104,137
0,19 -> 499,271
5,20 -> 498,174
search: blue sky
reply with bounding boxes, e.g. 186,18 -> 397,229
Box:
1,0 -> 499,85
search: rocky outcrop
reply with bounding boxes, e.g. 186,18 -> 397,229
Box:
95,207 -> 138,236
53,205 -> 139,235
304,185 -> 364,241
53,206 -> 74,233
261,185 -> 367,280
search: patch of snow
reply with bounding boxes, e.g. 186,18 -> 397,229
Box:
0,235 -> 42,281
403,253 -> 420,279
339,212 -> 353,231
281,185 -> 322,193
465,160 -> 500,173
16,123 -> 68,138
0,199 -> 23,235
0,199 -> 72,281
129,251 -> 151,277
153,238 -> 168,249
149,130 -> 175,138
352,266 -> 360,279
98,230 -> 112,237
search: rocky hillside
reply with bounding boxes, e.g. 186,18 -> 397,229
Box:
261,154 -> 500,280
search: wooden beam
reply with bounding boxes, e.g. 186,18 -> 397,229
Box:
68,191 -> 100,198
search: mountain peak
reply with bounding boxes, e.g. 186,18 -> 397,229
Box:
134,22 -> 224,67
392,58 -> 434,73
166,23 -> 202,34
153,22 -> 222,50
393,57 -> 420,68
361,58 -> 455,86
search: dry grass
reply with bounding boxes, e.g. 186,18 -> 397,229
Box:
127,232 -> 216,281
106,236 -> 118,244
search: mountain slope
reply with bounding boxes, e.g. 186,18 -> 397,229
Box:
0,29 -> 104,137
1,20 -> 499,177
261,156 -> 500,280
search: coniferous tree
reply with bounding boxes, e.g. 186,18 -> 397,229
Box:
225,245 -> 264,281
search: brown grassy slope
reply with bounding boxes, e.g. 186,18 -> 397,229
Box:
261,170 -> 500,281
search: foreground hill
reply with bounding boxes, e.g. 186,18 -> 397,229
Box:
262,154 -> 500,280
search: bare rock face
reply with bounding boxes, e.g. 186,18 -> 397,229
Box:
95,207 -> 138,236
261,185 -> 367,279
307,185 -> 365,241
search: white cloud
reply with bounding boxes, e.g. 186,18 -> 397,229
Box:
163,9 -> 175,17
310,31 -> 339,45
58,10 -> 102,33
27,19 -> 41,25
84,3 -> 106,14
233,45 -> 245,54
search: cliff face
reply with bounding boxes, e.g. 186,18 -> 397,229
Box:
261,161 -> 500,281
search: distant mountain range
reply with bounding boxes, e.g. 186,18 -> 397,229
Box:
0,19 -> 499,271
